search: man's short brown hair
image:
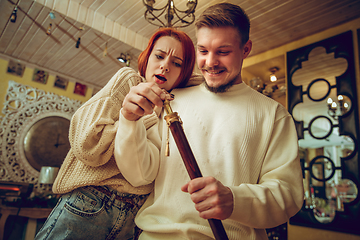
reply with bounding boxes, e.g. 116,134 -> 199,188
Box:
195,3 -> 250,46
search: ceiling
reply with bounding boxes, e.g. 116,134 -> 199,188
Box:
1,0 -> 360,91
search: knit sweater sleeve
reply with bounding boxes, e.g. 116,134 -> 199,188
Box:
228,105 -> 304,228
114,111 -> 161,187
70,67 -> 145,167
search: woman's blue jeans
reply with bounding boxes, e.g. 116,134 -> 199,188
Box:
34,186 -> 148,240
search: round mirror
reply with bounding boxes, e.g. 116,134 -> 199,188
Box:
336,179 -> 358,204
310,155 -> 335,181
308,116 -> 333,140
307,78 -> 331,102
313,198 -> 336,224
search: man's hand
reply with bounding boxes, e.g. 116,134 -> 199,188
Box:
181,176 -> 234,220
121,82 -> 170,121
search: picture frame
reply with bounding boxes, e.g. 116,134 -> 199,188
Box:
32,68 -> 49,84
54,76 -> 68,90
74,82 -> 87,96
7,60 -> 25,77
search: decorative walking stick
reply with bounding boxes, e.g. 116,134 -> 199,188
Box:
163,100 -> 229,240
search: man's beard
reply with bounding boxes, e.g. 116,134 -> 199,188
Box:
201,65 -> 240,93
204,75 -> 238,93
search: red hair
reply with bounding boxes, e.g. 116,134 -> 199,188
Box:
138,28 -> 195,88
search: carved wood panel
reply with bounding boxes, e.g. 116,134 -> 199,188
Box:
0,81 -> 81,184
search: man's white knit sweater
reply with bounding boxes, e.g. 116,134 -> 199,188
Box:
115,82 -> 304,240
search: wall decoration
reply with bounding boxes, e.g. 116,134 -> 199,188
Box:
0,81 -> 82,188
6,59 -> 25,77
287,31 -> 360,235
74,82 -> 87,96
32,68 -> 49,84
54,75 -> 68,90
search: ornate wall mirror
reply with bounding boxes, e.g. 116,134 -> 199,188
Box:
287,31 -> 360,235
0,81 -> 81,186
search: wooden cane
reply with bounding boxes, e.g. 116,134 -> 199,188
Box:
163,100 -> 229,240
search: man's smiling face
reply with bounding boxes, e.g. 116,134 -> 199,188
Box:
196,26 -> 252,93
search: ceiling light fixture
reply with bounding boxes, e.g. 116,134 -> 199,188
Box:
76,37 -> 81,48
327,95 -> 349,120
49,11 -> 56,19
10,6 -> 17,23
143,0 -> 197,28
269,67 -> 279,82
75,27 -> 84,48
46,23 -> 52,35
117,53 -> 126,63
117,53 -> 131,67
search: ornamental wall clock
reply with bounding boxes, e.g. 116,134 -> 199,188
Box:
0,81 -> 82,183
23,116 -> 71,172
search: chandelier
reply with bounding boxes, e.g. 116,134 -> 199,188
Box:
327,95 -> 350,120
143,0 -> 197,28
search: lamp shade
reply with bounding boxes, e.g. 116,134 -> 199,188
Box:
38,166 -> 59,184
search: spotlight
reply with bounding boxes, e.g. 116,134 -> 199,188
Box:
117,53 -> 131,67
117,53 -> 126,63
75,27 -> 84,48
76,37 -> 81,48
10,6 -> 17,23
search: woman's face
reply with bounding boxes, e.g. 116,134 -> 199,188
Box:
145,36 -> 184,91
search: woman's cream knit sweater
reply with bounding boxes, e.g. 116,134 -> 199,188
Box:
52,67 -> 158,195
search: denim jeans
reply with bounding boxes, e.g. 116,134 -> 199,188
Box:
34,186 -> 148,240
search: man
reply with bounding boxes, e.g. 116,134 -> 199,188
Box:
115,3 -> 304,239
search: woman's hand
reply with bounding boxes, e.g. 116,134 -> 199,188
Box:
121,82 -> 171,121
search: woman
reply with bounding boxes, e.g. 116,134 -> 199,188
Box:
34,28 -> 197,240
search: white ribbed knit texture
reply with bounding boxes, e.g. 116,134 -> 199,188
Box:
115,82 -> 303,239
